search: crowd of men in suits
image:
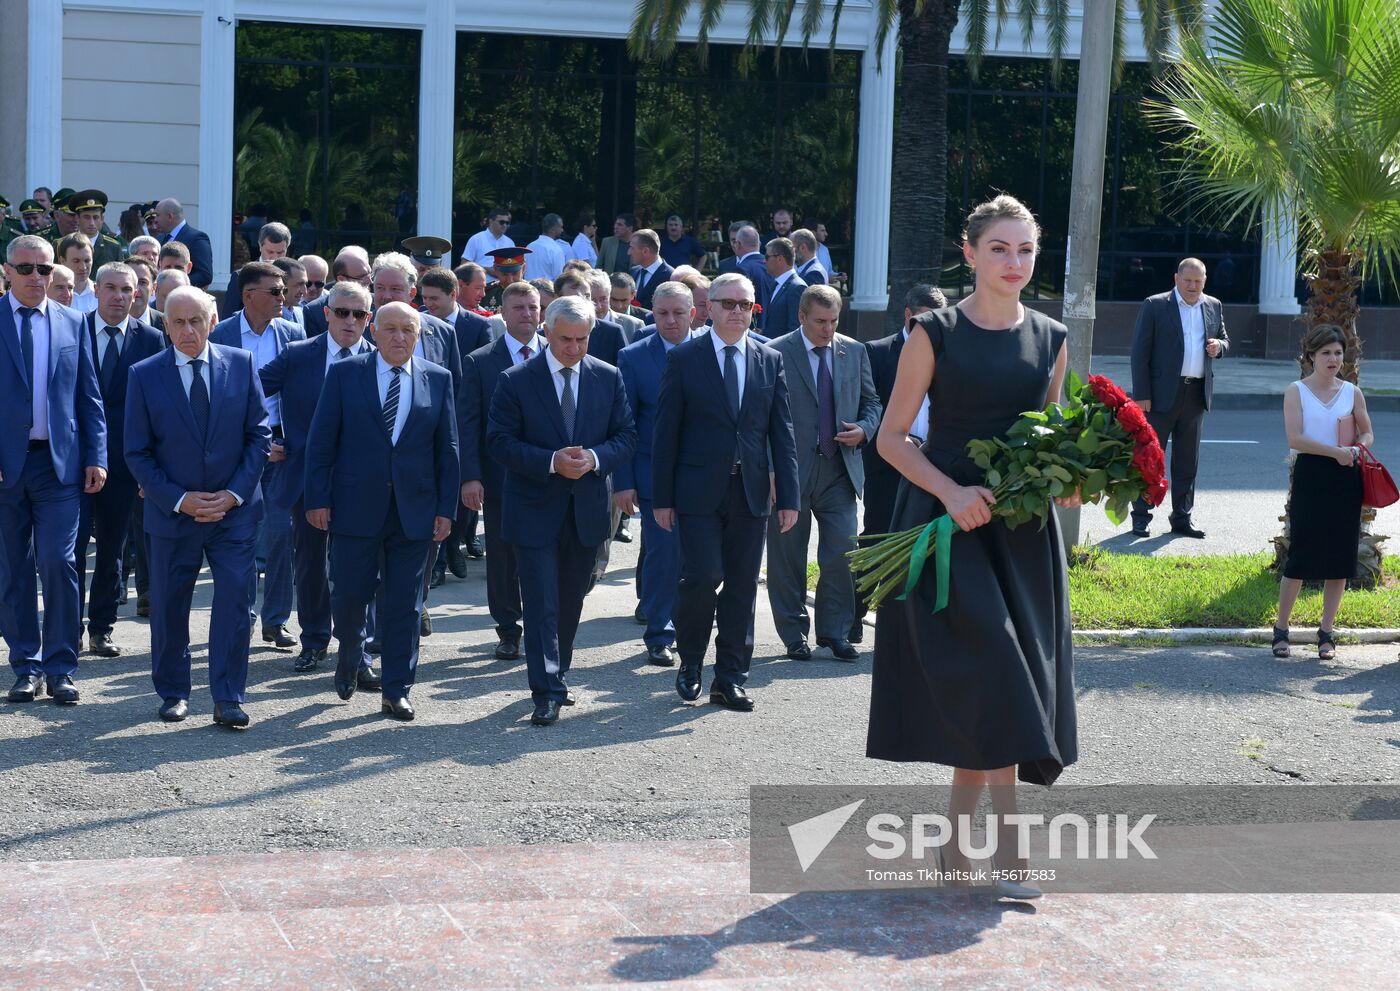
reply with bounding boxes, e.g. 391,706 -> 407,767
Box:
0,193 -> 951,732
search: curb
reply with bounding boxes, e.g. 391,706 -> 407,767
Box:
1075,627 -> 1400,644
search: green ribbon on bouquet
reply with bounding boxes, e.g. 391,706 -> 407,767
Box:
895,512 -> 959,613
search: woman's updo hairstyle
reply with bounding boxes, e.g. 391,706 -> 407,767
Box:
963,194 -> 1041,249
1298,323 -> 1348,375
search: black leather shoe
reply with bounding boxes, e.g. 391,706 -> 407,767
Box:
710,682 -> 754,711
293,647 -> 326,673
429,567 -> 446,589
675,666 -> 702,702
47,675 -> 79,705
365,639 -> 381,656
1171,522 -> 1206,539
7,675 -> 42,703
495,636 -> 521,660
420,610 -> 433,637
1130,522 -> 1150,538
381,696 -> 415,721
785,640 -> 812,661
262,624 -> 296,649
562,690 -> 576,707
647,645 -> 676,667
213,701 -> 250,728
88,633 -> 121,657
467,536 -> 484,559
614,525 -> 632,543
531,699 -> 562,725
357,664 -> 382,690
816,637 -> 860,661
634,604 -> 647,625
848,621 -> 865,645
446,543 -> 469,579
333,649 -> 358,701
158,697 -> 188,722
136,595 -> 150,617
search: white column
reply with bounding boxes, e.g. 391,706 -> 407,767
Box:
417,5 -> 456,249
850,15 -> 897,311
26,0 -> 63,192
198,0 -> 237,291
1258,202 -> 1301,315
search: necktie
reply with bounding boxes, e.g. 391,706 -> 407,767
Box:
337,346 -> 352,360
17,306 -> 36,394
383,366 -> 402,441
100,327 -> 121,393
723,345 -> 740,418
559,366 -> 576,441
815,346 -> 838,458
520,345 -> 532,362
188,358 -> 209,438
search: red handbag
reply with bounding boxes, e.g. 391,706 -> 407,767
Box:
1358,444 -> 1399,509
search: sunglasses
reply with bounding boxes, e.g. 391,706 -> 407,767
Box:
331,307 -> 370,320
9,263 -> 54,276
714,298 -> 755,312
308,280 -> 327,290
251,286 -> 287,297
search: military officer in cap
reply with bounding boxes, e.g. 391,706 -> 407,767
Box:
480,247 -> 532,312
49,189 -> 79,240
142,202 -> 161,239
0,198 -> 22,254
401,235 -> 454,282
70,190 -> 127,268
20,200 -> 49,235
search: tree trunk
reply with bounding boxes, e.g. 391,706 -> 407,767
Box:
884,0 -> 960,333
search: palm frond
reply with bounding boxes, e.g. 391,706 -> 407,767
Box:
963,0 -> 990,79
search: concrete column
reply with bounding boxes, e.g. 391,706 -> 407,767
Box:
25,0 -> 62,192
849,16 -> 897,312
198,0 -> 237,292
1258,202 -> 1301,315
417,5 -> 456,247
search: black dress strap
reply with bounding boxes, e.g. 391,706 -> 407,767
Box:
908,305 -> 959,359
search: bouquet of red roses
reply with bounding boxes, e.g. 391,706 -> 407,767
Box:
850,372 -> 1166,612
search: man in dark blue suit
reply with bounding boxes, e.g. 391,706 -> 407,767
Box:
733,226 -> 775,332
761,237 -> 808,338
304,302 -> 459,722
460,282 -> 544,663
300,246 -> 373,339
577,270 -> 631,367
210,261 -> 305,648
616,281 -> 695,667
76,263 -> 164,658
488,296 -> 636,726
792,229 -> 828,286
124,287 -> 271,727
258,281 -> 378,682
154,198 -> 212,289
1,236 -> 108,705
627,229 -> 674,311
652,271 -> 799,712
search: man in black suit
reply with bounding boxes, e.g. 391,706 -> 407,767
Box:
301,246 -> 373,339
76,263 -> 165,657
567,270 -> 627,366
791,228 -> 828,286
627,229 -> 674,311
153,198 -> 212,289
652,272 -> 800,712
856,284 -> 945,639
761,237 -> 808,337
1129,258 -> 1229,539
488,296 -> 637,726
733,226 -> 774,331
715,221 -> 752,277
460,282 -> 545,661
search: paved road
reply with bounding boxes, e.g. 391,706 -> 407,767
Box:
4,529 -> 1398,863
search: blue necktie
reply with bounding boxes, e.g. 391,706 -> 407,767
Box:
188,358 -> 209,438
815,346 -> 838,458
17,306 -> 36,395
383,366 -> 402,441
723,345 -> 740,418
100,327 -> 121,394
559,366 -> 576,441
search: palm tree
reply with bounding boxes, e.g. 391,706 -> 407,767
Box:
628,1 -> 1198,330
1147,0 -> 1400,582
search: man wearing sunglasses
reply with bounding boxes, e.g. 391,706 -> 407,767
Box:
259,281 -> 378,681
462,207 -> 514,270
300,245 -> 372,339
212,261 -> 306,650
0,236 -> 109,706
299,255 -> 329,303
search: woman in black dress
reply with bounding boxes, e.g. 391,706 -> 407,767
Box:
867,195 -> 1078,898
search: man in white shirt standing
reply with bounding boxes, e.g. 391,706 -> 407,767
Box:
1129,258 -> 1229,539
527,214 -> 568,284
462,207 -> 514,268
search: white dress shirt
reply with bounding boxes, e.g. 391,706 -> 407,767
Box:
376,355 -> 414,446
1175,289 -> 1207,378
9,293 -> 51,440
71,284 -> 98,314
527,234 -> 567,283
802,328 -> 832,390
324,335 -> 369,376
167,220 -> 187,242
463,229 -> 514,265
505,332 -> 544,366
543,349 -> 598,473
901,328 -> 932,442
240,313 -> 283,426
95,314 -> 129,369
173,345 -> 244,510
710,328 -> 747,400
571,233 -> 597,266
636,257 -> 663,291
772,268 -> 796,298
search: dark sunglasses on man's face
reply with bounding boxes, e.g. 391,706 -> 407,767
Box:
331,307 -> 369,320
307,280 -> 327,290
252,286 -> 287,298
715,298 -> 755,312
9,263 -> 54,276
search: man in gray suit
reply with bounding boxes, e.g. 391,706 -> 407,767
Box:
1129,257 -> 1229,539
765,285 -> 881,662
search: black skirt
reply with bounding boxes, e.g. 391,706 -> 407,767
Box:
1283,453 -> 1362,580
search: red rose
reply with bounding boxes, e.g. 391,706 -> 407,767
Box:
1089,375 -> 1130,410
1116,402 -> 1150,436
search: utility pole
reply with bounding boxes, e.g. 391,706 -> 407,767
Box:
1058,0 -> 1116,552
